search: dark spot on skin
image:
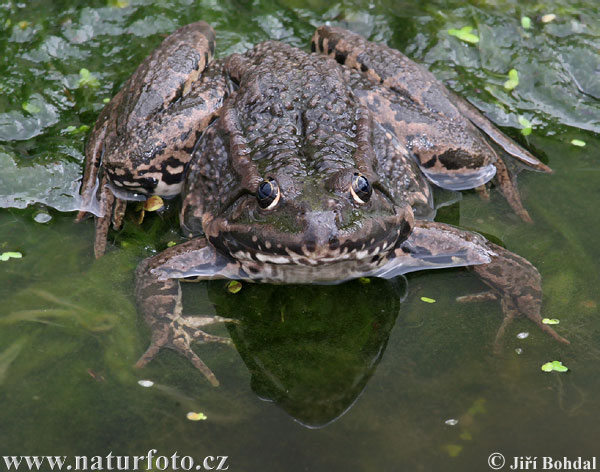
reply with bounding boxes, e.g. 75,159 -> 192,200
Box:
360,63 -> 369,72
204,51 -> 209,67
371,255 -> 381,263
422,155 -> 437,168
379,78 -> 384,84
437,149 -> 482,170
248,266 -> 260,274
327,37 -> 338,52
305,240 -> 317,253
335,51 -> 347,64
390,86 -> 416,102
310,41 -> 316,53
328,237 -> 340,250
318,35 -> 324,53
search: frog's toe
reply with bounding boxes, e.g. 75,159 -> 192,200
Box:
172,335 -> 221,387
493,158 -> 533,224
456,290 -> 498,303
492,296 -> 570,353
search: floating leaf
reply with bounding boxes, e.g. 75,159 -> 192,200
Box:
103,98 -> 111,104
442,444 -> 463,458
22,102 -> 41,114
504,69 -> 519,90
448,26 -> 479,44
167,241 -> 177,248
521,16 -> 532,29
570,139 -> 586,147
78,68 -> 100,88
542,318 -> 560,325
186,411 -> 207,421
108,0 -> 130,7
541,14 -> 556,23
227,280 -> 242,294
541,361 -> 569,373
143,196 -> 164,212
359,277 -> 371,284
17,20 -> 30,29
1,252 -> 22,261
518,116 -> 532,136
63,124 -> 90,135
420,296 -> 436,303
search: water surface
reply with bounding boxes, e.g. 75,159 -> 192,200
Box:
1,0 -> 599,470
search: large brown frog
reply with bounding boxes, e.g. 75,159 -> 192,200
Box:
78,22 -> 567,385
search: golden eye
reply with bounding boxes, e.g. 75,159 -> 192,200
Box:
350,173 -> 372,204
257,178 -> 280,209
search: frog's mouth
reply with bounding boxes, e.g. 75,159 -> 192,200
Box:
202,206 -> 413,269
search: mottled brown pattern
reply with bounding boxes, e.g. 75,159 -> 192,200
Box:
78,24 -> 565,383
313,25 -> 550,216
78,22 -> 222,258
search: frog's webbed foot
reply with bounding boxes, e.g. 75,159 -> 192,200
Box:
135,314 -> 238,387
135,239 -> 243,385
411,221 -> 569,348
457,289 -> 568,352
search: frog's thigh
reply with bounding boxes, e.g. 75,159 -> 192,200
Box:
355,85 -> 497,191
314,28 -> 497,190
120,21 -> 217,127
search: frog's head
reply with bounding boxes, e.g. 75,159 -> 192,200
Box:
209,168 -> 412,265
182,108 -> 413,282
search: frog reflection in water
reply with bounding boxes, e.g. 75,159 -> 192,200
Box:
209,278 -> 405,427
77,22 -> 568,386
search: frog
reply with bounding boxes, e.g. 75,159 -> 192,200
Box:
77,22 -> 568,386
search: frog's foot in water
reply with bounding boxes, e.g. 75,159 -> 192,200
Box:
410,221 -> 569,350
456,267 -> 569,353
135,314 -> 238,387
134,239 -> 244,385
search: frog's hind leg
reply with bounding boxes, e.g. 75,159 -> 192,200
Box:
492,153 -> 533,223
450,93 -> 552,173
395,221 -> 569,348
312,26 -> 542,223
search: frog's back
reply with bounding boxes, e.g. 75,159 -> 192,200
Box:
219,41 -> 432,214
225,41 -> 365,179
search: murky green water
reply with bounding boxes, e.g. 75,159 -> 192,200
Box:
1,0 -> 599,470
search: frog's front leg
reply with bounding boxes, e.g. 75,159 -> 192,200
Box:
312,26 -> 545,223
135,239 -> 244,386
406,221 -> 569,348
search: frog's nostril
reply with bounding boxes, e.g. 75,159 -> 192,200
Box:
328,236 -> 340,250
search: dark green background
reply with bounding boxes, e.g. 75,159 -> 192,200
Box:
1,0 -> 599,470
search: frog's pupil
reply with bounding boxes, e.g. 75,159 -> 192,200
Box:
258,181 -> 273,200
257,178 -> 279,209
356,176 -> 369,193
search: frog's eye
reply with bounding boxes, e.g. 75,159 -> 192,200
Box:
350,173 -> 372,204
257,178 -> 280,210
